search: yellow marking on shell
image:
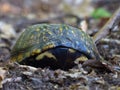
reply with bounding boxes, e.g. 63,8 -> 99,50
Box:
36,51 -> 56,60
59,27 -> 63,33
31,49 -> 41,56
74,55 -> 88,64
43,28 -> 46,31
10,57 -> 17,62
71,30 -> 75,36
36,49 -> 41,53
42,43 -> 55,51
48,31 -> 52,35
36,28 -> 40,31
68,48 -> 76,53
17,54 -> 23,62
65,26 -> 68,30
30,35 -> 34,39
25,52 -> 31,57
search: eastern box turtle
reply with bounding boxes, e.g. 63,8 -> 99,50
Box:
10,24 -> 102,70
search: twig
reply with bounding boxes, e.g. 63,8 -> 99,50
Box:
100,38 -> 120,45
93,6 -> 120,43
82,59 -> 113,73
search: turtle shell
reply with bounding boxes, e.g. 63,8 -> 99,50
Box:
11,24 -> 102,70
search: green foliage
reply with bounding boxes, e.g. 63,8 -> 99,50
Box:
91,8 -> 111,19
